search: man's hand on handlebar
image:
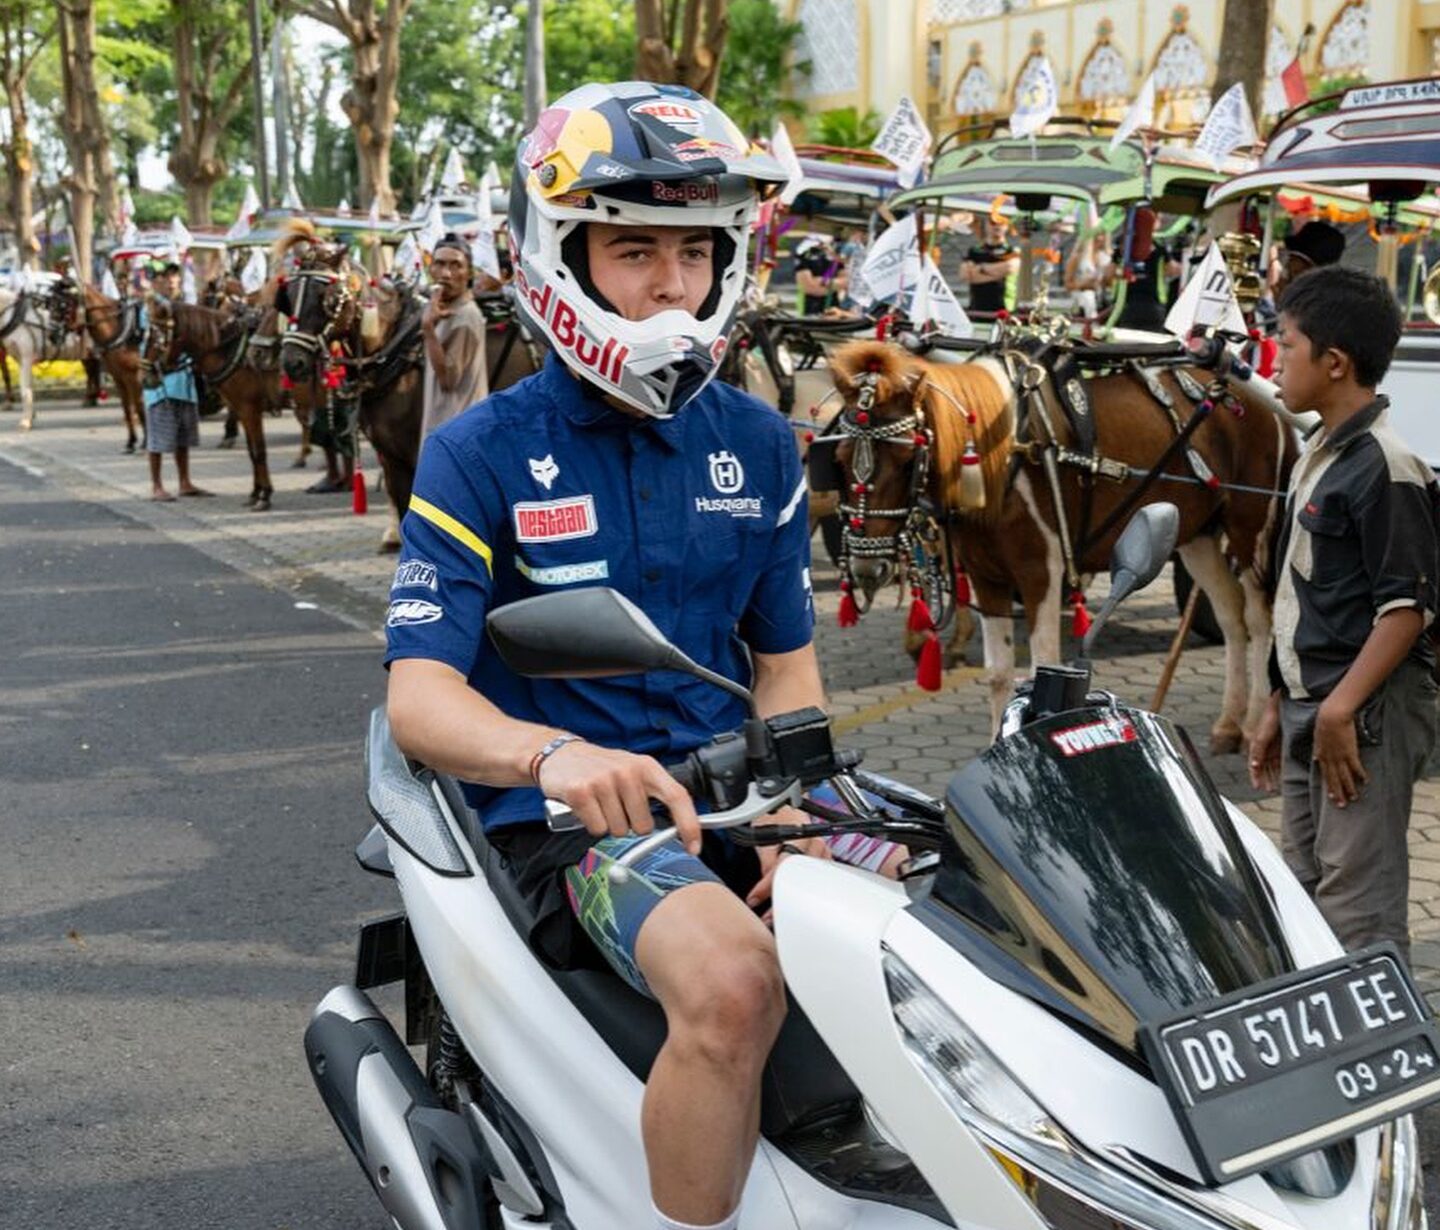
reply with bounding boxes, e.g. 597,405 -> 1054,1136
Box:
537,743 -> 703,855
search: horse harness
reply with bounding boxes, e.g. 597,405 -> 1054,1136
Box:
829,332 -> 1257,625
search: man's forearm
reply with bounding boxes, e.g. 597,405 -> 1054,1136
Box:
1322,608 -> 1426,718
421,327 -> 454,389
751,644 -> 827,720
388,659 -> 560,786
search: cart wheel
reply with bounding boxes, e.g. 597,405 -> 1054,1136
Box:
1172,556 -> 1224,646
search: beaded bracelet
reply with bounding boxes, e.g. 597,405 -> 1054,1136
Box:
529,733 -> 585,787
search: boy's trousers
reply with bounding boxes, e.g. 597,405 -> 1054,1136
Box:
1280,658 -> 1438,963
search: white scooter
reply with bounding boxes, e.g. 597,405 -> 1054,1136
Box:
307,505 -> 1437,1229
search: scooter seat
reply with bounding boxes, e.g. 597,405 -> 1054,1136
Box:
434,774 -> 863,1140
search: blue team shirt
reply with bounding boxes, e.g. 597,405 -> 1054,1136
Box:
384,353 -> 814,831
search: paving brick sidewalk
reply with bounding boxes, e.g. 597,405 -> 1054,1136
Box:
9,398 -> 1440,1004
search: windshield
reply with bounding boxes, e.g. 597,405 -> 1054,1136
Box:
921,705 -> 1291,1058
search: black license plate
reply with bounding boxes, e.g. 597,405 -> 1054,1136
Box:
1138,944 -> 1440,1184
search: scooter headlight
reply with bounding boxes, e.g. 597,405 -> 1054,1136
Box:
884,952 -> 1251,1230
1372,1116 -> 1425,1230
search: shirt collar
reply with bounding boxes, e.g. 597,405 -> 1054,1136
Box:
543,352 -> 687,451
1324,395 -> 1388,453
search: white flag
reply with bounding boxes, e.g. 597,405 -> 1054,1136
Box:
909,257 -> 972,339
393,234 -> 423,281
181,259 -> 197,304
1010,57 -> 1059,139
476,164 -> 496,227
1193,82 -> 1259,170
871,97 -> 931,189
368,196 -> 382,229
119,188 -> 135,230
240,247 -> 267,294
226,183 -> 260,240
1109,74 -> 1156,150
850,215 -> 919,309
771,121 -> 806,206
169,215 -> 193,256
1164,242 -> 1247,337
418,158 -> 436,203
440,148 -> 466,192
417,200 -> 447,253
337,197 -> 351,214
472,231 -> 501,279
120,220 -> 140,247
99,267 -> 120,299
282,181 -> 304,211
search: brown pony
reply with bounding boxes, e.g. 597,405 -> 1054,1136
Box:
78,285 -> 147,452
143,298 -> 280,509
828,340 -> 1295,753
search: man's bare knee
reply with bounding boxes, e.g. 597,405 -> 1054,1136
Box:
638,886 -> 787,1069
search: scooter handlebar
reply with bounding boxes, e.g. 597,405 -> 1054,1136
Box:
542,760 -> 703,834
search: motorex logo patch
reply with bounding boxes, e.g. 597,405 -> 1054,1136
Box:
516,558 -> 610,587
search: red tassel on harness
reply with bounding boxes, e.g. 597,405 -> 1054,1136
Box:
915,632 -> 943,691
1071,591 -> 1092,638
838,582 -> 859,628
280,372 -> 294,391
324,365 -> 344,390
352,466 -> 368,515
955,570 -> 972,606
907,588 -> 934,633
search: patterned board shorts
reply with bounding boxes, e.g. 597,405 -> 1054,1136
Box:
144,399 -> 200,455
563,783 -> 903,998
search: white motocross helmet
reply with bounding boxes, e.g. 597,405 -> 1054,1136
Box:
509,81 -> 787,417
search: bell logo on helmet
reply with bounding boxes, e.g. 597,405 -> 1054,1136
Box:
708,451 -> 745,494
515,268 -> 629,385
629,100 -> 704,132
651,180 -> 720,205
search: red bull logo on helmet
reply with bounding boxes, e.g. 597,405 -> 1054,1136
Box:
651,180 -> 720,204
514,268 -> 629,385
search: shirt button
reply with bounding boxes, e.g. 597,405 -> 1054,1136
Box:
644,568 -> 661,583
639,487 -> 652,501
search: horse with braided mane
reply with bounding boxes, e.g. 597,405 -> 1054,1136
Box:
827,339 -> 1296,754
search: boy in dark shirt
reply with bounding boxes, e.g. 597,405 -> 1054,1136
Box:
1250,266 -> 1440,960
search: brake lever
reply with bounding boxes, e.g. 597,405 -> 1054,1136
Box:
607,780 -> 801,886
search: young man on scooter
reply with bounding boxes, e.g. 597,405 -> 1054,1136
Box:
385,84 -> 888,1230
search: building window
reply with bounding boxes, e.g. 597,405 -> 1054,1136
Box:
1320,0 -> 1368,74
954,62 -> 997,115
792,0 -> 859,97
1078,43 -> 1130,103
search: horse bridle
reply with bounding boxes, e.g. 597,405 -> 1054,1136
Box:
279,269 -> 356,376
821,369 -> 954,621
84,298 -> 140,353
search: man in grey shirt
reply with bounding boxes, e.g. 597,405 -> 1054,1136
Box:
421,234 -> 488,440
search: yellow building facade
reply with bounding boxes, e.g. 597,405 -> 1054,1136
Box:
786,0 -> 1440,137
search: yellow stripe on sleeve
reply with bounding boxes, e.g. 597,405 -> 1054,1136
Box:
408,495 -> 493,575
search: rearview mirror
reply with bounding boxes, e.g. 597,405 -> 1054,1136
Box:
1081,503 -> 1180,657
486,588 -> 755,710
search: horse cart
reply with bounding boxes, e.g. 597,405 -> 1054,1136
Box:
1206,77 -> 1440,469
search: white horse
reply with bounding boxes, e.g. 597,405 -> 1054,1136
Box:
0,279 -> 91,432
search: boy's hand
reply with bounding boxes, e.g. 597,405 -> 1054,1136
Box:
1314,698 -> 1368,806
745,806 -> 831,926
1248,693 -> 1282,792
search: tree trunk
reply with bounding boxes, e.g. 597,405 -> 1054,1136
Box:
523,0 -> 546,130
1213,0 -> 1275,118
272,20 -> 293,205
167,0 -> 255,228
57,0 -> 98,277
0,5 -> 45,271
634,0 -> 728,97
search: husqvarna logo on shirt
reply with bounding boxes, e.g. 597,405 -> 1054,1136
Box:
708,451 -> 744,493
696,451 -> 761,518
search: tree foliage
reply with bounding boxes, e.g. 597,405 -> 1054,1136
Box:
807,105 -> 881,148
714,0 -> 808,137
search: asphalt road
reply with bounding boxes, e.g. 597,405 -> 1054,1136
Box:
3,450 -> 1439,1228
0,457 -> 395,1227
